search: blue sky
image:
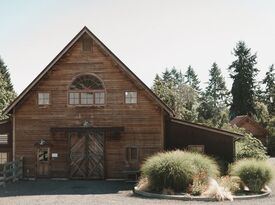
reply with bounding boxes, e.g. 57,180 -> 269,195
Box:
1,0 -> 275,94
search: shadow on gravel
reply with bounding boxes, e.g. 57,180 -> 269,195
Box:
0,179 -> 135,197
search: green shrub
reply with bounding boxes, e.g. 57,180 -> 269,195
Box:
221,124 -> 267,160
230,159 -> 273,193
236,133 -> 267,160
141,150 -> 219,193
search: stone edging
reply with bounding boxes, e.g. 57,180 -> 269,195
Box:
133,186 -> 271,201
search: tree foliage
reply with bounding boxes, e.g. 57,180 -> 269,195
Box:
235,133 -> 267,160
267,117 -> 275,156
185,65 -> 201,92
197,63 -> 229,127
152,67 -> 199,121
221,123 -> 267,160
0,57 -> 16,119
262,64 -> 275,113
0,57 -> 14,92
253,101 -> 270,127
228,41 -> 258,119
205,62 -> 228,107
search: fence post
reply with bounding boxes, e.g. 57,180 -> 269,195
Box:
0,157 -> 24,187
20,157 -> 23,179
3,164 -> 6,187
12,160 -> 16,182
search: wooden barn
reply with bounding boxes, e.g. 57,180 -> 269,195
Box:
231,115 -> 267,145
0,119 -> 13,166
1,27 -> 242,179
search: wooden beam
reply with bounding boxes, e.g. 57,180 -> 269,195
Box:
51,126 -> 124,133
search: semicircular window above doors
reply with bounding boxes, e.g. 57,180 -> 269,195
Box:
68,74 -> 105,105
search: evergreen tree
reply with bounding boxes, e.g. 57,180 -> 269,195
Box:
197,63 -> 229,127
185,65 -> 201,91
228,41 -> 258,119
0,57 -> 14,92
0,57 -> 16,119
262,64 -> 275,113
162,67 -> 184,87
205,62 -> 228,107
267,117 -> 275,156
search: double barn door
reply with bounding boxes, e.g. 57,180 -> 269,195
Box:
69,131 -> 104,179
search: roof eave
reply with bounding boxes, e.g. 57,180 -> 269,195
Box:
170,117 -> 244,139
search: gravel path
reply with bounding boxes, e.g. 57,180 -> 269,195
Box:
0,159 -> 274,205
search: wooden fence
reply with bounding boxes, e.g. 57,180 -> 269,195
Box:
0,157 -> 23,187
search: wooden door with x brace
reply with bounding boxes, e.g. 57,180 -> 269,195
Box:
69,131 -> 104,179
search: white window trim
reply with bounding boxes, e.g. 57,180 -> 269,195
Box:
0,152 -> 8,164
125,91 -> 137,104
38,92 -> 50,105
68,91 -> 105,106
0,134 -> 8,144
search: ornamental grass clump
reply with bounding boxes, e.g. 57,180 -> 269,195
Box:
140,150 -> 219,193
230,159 -> 273,193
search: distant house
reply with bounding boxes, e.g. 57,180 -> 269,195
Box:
0,27 -> 242,179
230,115 -> 267,145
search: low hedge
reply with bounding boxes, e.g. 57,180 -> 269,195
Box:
141,150 -> 219,193
230,159 -> 273,193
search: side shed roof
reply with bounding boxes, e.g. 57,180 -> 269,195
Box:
170,118 -> 243,139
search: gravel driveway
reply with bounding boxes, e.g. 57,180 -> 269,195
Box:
0,159 -> 274,205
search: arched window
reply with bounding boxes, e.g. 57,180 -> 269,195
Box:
68,75 -> 105,105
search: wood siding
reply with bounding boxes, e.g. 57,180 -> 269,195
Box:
0,120 -> 13,162
165,120 -> 235,162
231,116 -> 267,145
13,33 -> 164,178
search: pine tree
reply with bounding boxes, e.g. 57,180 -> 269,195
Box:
0,57 -> 17,119
262,64 -> 275,113
185,65 -> 201,91
0,57 -> 14,92
197,63 -> 229,127
205,62 -> 228,107
228,41 -> 258,119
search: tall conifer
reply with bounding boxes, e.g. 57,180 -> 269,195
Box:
228,41 -> 258,119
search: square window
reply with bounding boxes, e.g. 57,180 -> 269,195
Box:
0,152 -> 8,164
0,134 -> 8,144
188,145 -> 205,153
126,147 -> 138,162
38,148 -> 49,162
69,93 -> 80,105
38,93 -> 50,105
125,91 -> 137,104
81,92 -> 93,105
95,92 -> 105,104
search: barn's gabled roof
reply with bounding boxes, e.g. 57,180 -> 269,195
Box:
4,26 -> 174,116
